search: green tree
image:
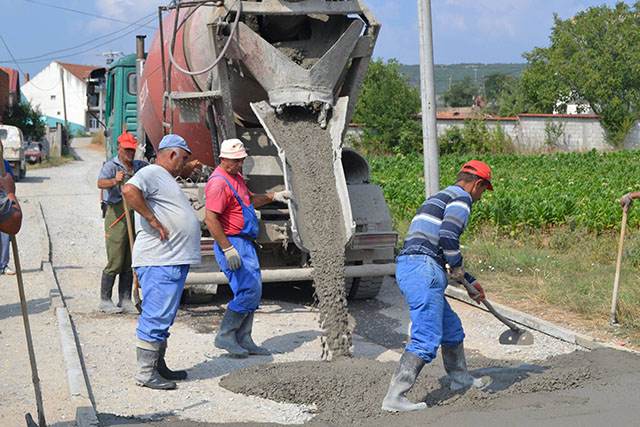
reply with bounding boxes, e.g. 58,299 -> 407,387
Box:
2,101 -> 46,140
352,58 -> 422,154
443,76 -> 478,108
519,2 -> 640,146
484,72 -> 515,104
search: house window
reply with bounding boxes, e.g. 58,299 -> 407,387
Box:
50,95 -> 56,100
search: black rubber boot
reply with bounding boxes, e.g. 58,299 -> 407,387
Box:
135,344 -> 176,390
382,351 -> 427,412
236,312 -> 271,355
214,308 -> 249,357
441,342 -> 487,391
99,272 -> 123,314
158,339 -> 187,380
117,271 -> 139,314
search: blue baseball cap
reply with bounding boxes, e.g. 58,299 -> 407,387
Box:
158,134 -> 192,155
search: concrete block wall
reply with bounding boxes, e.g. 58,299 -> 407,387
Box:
348,114 -> 640,152
436,114 -> 640,152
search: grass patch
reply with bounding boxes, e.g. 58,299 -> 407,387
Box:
27,154 -> 75,170
91,131 -> 105,146
461,226 -> 640,347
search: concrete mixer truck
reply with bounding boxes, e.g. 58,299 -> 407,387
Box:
97,0 -> 398,300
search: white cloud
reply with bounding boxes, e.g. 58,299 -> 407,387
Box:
95,0 -> 158,21
438,0 -> 536,40
436,12 -> 467,32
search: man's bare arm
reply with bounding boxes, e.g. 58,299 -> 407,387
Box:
122,183 -> 169,240
204,209 -> 232,249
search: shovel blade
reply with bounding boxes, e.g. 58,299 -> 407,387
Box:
499,329 -> 534,346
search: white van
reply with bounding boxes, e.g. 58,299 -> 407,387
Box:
0,124 -> 26,181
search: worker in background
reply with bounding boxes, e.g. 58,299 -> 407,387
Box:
0,160 -> 21,235
382,160 -> 492,412
204,138 -> 291,357
97,132 -> 148,314
123,134 -> 201,390
0,158 -> 16,275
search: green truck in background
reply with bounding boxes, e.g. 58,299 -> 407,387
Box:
88,53 -> 144,161
104,54 -> 139,160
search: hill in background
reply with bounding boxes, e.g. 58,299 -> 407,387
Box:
399,63 -> 526,96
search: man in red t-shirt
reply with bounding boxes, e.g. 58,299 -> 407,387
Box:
205,138 -> 290,357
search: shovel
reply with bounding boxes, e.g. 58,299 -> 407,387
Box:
461,278 -> 534,346
121,190 -> 142,313
0,147 -> 47,426
610,206 -> 627,325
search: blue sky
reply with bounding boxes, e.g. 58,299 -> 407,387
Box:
0,0 -> 632,80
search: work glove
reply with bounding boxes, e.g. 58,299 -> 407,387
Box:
621,193 -> 633,210
468,280 -> 485,304
448,265 -> 465,281
223,245 -> 242,271
273,190 -> 292,203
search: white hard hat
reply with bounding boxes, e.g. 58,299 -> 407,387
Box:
219,138 -> 248,159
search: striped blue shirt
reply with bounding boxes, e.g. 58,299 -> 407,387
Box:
400,185 -> 476,283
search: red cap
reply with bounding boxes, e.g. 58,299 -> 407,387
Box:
460,160 -> 493,190
117,132 -> 137,150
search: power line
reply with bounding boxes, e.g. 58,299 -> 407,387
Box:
2,12 -> 155,63
0,34 -> 27,76
1,15 -> 157,65
22,0 -> 156,29
0,33 -> 58,92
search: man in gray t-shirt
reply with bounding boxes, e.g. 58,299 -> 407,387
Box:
123,134 -> 201,390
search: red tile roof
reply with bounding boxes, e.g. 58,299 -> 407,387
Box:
0,67 -> 20,92
58,62 -> 101,82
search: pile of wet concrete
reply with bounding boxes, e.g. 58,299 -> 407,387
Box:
220,348 -> 640,425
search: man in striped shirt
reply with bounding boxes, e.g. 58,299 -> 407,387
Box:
382,160 -> 493,412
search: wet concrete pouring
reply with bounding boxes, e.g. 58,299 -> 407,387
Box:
264,108 -> 351,359
5,140 -> 640,427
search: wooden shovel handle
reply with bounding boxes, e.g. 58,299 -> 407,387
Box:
610,208 -> 628,324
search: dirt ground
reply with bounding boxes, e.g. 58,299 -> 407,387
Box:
2,138 -> 639,427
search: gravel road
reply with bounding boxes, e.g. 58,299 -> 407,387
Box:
4,137 -> 632,427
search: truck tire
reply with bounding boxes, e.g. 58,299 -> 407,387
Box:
345,276 -> 384,300
19,167 -> 26,180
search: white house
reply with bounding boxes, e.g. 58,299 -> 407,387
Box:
21,62 -> 103,134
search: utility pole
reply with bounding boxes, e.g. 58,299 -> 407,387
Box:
59,66 -> 69,155
101,51 -> 124,65
417,0 -> 440,197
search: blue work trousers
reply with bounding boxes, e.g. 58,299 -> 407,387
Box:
214,237 -> 262,313
135,265 -> 189,343
396,254 -> 465,363
0,232 -> 10,269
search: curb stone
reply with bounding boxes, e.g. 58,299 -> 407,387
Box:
37,200 -> 100,426
445,286 -> 638,354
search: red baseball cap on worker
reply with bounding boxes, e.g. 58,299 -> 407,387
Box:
117,132 -> 137,150
460,160 -> 493,190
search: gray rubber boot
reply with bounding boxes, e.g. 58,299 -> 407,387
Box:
214,308 -> 249,357
158,339 -> 188,380
98,272 -> 123,314
236,312 -> 271,356
117,271 -> 139,314
382,351 -> 428,412
135,341 -> 176,390
441,342 -> 486,391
